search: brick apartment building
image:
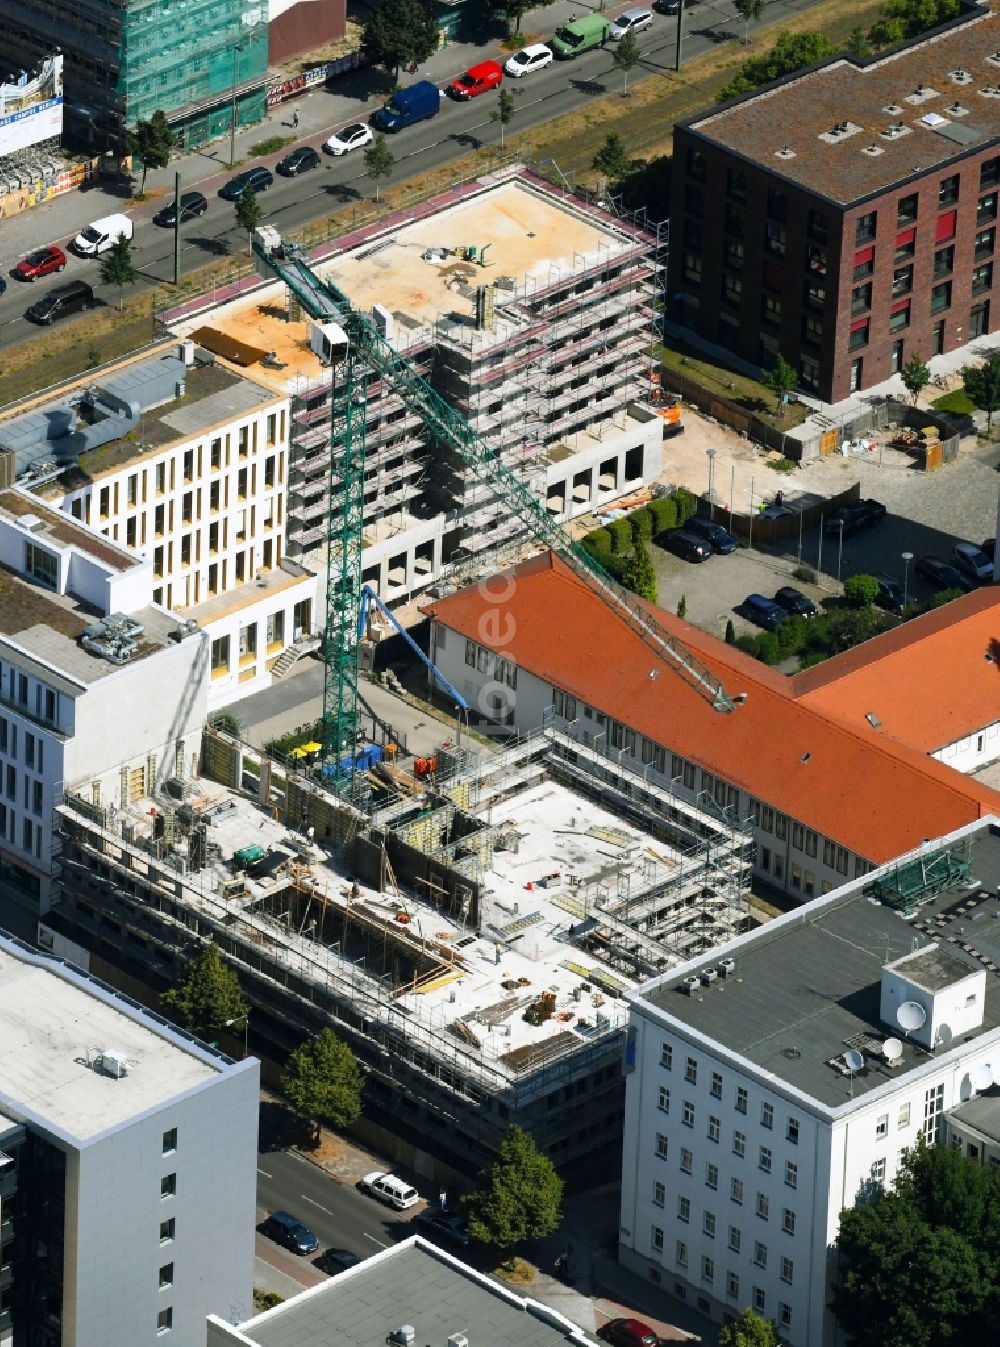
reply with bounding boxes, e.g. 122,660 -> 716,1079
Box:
667,5 -> 1000,403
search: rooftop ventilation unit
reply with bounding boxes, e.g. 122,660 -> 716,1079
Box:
448,1335 -> 469,1347
91,1047 -> 130,1079
390,1329 -> 415,1346
950,68 -> 972,84
819,121 -> 862,145
774,146 -> 796,160
701,967 -> 718,986
881,123 -> 910,140
719,957 -> 736,978
982,86 -> 1000,98
947,101 -> 969,116
862,143 -> 885,156
682,975 -> 701,995
905,84 -> 937,104
80,612 -> 144,665
883,101 -> 903,114
987,49 -> 1000,68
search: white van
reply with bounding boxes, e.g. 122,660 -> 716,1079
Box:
73,213 -> 134,257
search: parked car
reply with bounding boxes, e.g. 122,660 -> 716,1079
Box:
25,280 -> 94,325
684,516 -> 738,554
610,6 -> 653,39
504,43 -> 553,76
15,245 -> 66,280
953,540 -> 994,583
325,122 -> 374,154
315,1247 -> 362,1275
914,556 -> 974,593
276,145 -> 321,176
260,1210 -> 320,1255
73,212 -> 133,257
774,586 -> 817,617
415,1210 -> 471,1246
873,574 -> 905,612
823,499 -> 886,535
449,60 -> 503,99
660,529 -> 711,563
653,0 -> 682,11
219,166 -> 273,200
153,192 -> 208,227
742,593 -> 787,631
371,81 -> 441,132
599,1319 -> 659,1347
360,1171 -> 421,1210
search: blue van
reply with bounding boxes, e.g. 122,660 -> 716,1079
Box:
372,80 -> 441,132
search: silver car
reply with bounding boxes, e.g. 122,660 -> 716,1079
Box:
610,6 -> 653,38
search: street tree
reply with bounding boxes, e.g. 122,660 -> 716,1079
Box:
733,0 -> 763,44
848,24 -> 872,57
843,573 -> 881,608
463,1125 -> 563,1249
162,941 -> 248,1041
234,185 -> 263,258
868,0 -> 959,50
901,352 -> 930,405
718,31 -> 835,100
99,234 -> 137,312
592,132 -> 630,180
127,109 -> 175,195
613,30 -> 641,94
719,1309 -> 778,1347
763,353 -> 797,410
622,538 -> 657,603
282,1028 -> 364,1141
676,592 -> 687,619
363,0 -> 439,80
962,353 -> 1000,432
491,87 -> 515,148
364,134 -> 395,201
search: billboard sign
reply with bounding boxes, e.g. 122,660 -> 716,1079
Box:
0,54 -> 63,158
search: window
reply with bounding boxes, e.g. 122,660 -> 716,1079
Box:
731,1178 -> 744,1204
162,1128 -> 177,1154
761,294 -> 782,325
767,187 -> 787,221
856,212 -> 877,243
934,245 -> 955,277
159,1219 -> 175,1244
761,1103 -> 773,1130
733,1131 -> 746,1157
898,1102 -> 911,1128
931,281 -> 953,314
871,1158 -> 886,1184
676,1241 -> 688,1268
706,1163 -> 719,1190
725,203 -> 745,238
704,1212 -> 716,1238
897,193 -> 918,225
727,167 -> 747,200
161,1173 -> 176,1198
982,157 -> 1000,190
685,1057 -> 698,1084
736,1086 -> 748,1114
976,227 -> 996,259
722,273 -> 742,306
849,318 -> 871,351
753,1241 -> 767,1269
656,1133 -> 669,1159
702,1255 -> 714,1283
809,208 -> 828,242
979,193 -> 998,225
805,278 -> 828,308
157,1308 -> 173,1335
851,282 -> 872,316
651,1225 -> 664,1252
785,1162 -> 797,1189
687,146 -> 706,182
25,543 -> 57,590
678,1195 -> 691,1222
710,1071 -> 723,1099
658,1086 -> 670,1113
853,246 -> 875,279
892,264 -> 914,298
889,300 -> 911,333
973,262 -> 994,294
686,183 -> 704,218
782,1208 -> 795,1235
708,1115 -> 721,1143
764,221 -> 786,257
680,1148 -> 693,1174
729,1225 -> 741,1252
210,636 -> 229,678
756,1192 -> 769,1220
723,238 -> 744,272
653,1180 -> 665,1207
895,229 -> 917,263
759,1147 -> 772,1174
876,1114 -> 889,1140
661,1042 -> 673,1070
780,1256 -> 794,1284
786,1117 -> 799,1144
939,174 -> 960,207
682,252 -> 702,285
754,1287 -> 766,1313
683,1101 -> 695,1128
159,1263 -> 173,1289
780,1304 -> 792,1332
923,1083 -> 945,1142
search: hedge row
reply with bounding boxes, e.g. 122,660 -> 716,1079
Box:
582,489 -> 698,562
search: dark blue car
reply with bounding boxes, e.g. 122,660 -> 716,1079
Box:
685,516 -> 738,554
743,593 -> 787,630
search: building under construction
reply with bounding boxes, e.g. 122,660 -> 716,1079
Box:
169,166 -> 666,604
48,721 -> 752,1183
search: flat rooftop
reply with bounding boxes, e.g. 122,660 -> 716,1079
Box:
948,1090 -> 1000,1141
691,7 -> 1000,204
231,1237 -> 596,1347
634,823 -> 1000,1110
0,488 -> 134,572
0,936 -> 220,1142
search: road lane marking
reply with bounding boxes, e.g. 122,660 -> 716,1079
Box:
364,1232 -> 389,1248
300,1194 -> 335,1216
257,1167 -> 272,1178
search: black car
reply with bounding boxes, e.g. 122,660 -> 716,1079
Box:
873,574 -> 905,611
660,529 -> 711,563
315,1247 -> 362,1275
277,146 -> 321,177
774,586 -> 817,617
153,191 -> 208,226
822,499 -> 887,535
25,280 -> 94,325
415,1210 -> 472,1247
260,1210 -> 320,1255
914,556 -> 974,593
219,166 -> 273,200
684,516 -> 738,554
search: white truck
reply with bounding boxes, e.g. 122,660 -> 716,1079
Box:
73,213 -> 133,257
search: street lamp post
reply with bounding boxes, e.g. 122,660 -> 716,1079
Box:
902,551 -> 914,608
748,474 -> 756,552
230,41 -> 245,169
225,1014 -> 249,1056
706,447 -> 717,521
836,519 -> 845,584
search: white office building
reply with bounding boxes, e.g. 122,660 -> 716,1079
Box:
0,930 -> 258,1347
619,818 -> 1000,1347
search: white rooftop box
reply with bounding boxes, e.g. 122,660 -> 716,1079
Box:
880,944 -> 985,1049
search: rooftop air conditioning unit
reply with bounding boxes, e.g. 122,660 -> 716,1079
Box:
719,957 -> 736,978
682,976 -> 701,995
391,1328 -> 415,1347
701,968 -> 718,986
449,1335 -> 470,1347
97,1048 -> 130,1079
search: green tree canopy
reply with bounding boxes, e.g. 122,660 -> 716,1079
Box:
127,109 -> 175,194
622,537 -> 658,603
868,0 -> 959,50
463,1125 -> 563,1248
491,87 -> 515,148
99,234 -> 137,313
613,30 -> 641,94
235,185 -> 263,255
962,353 -> 1000,432
719,1308 -> 778,1347
363,0 -> 439,79
364,134 -> 395,202
832,1138 -> 1000,1347
717,31 -> 835,101
162,941 -> 248,1041
733,0 -> 763,44
843,573 -> 881,608
282,1028 -> 364,1139
901,352 -> 931,405
763,354 -> 797,409
593,132 -> 630,180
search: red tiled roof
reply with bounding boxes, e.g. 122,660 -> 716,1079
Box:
793,587 -> 1000,752
423,554 -> 1000,864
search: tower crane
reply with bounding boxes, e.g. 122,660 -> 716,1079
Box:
251,228 -> 734,785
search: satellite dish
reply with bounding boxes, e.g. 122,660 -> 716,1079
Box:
883,1038 -> 903,1065
937,1023 -> 954,1048
843,1048 -> 865,1073
972,1063 -> 994,1093
897,1001 -> 927,1033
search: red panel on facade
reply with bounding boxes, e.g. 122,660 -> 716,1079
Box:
895,228 -> 916,248
936,210 -> 958,242
850,317 -> 869,332
854,246 -> 875,266
890,298 -> 911,314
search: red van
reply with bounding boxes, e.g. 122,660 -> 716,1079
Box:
449,60 -> 503,98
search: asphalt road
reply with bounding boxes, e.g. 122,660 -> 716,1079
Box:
0,0 -> 825,346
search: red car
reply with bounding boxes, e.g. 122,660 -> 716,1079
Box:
16,246 -> 67,281
599,1320 -> 659,1347
449,60 -> 503,99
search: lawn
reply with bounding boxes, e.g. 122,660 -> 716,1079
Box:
932,388 -> 975,415
658,341 -> 807,430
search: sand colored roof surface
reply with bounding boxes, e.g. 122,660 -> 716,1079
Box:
0,488 -> 135,572
424,554 -> 1000,864
793,586 -> 1000,751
